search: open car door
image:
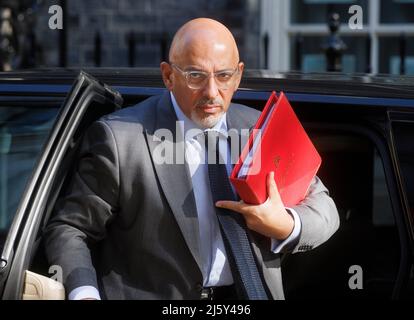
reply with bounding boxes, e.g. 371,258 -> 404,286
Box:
0,72 -> 123,299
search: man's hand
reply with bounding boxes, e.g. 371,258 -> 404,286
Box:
216,172 -> 294,241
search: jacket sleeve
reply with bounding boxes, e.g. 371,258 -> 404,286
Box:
288,175 -> 340,254
43,120 -> 120,295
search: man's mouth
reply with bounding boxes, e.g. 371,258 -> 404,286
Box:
199,104 -> 221,114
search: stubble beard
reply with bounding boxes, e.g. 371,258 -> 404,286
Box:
191,108 -> 225,129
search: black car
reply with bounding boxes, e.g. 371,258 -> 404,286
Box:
0,69 -> 413,299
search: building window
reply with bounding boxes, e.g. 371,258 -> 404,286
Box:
263,0 -> 414,73
290,35 -> 369,72
380,0 -> 414,24
379,36 -> 414,74
291,0 -> 368,24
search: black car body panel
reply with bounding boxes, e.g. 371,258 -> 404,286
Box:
0,68 -> 413,299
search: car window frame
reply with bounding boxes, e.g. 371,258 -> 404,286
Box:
387,111 -> 414,267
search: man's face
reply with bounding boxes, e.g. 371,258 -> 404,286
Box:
161,39 -> 244,128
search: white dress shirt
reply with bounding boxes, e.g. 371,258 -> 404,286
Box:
69,92 -> 302,299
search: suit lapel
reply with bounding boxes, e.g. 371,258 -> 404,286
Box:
145,92 -> 203,273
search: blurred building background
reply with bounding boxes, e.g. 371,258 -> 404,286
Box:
263,0 -> 414,74
31,0 -> 262,69
0,0 -> 414,74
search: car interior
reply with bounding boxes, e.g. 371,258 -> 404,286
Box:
1,92 -> 412,299
282,130 -> 402,299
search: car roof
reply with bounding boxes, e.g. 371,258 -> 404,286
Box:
1,68 -> 414,100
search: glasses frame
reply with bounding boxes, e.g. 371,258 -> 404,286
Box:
170,63 -> 240,90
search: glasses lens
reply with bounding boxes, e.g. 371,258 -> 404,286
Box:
216,71 -> 234,82
187,71 -> 208,89
186,69 -> 237,90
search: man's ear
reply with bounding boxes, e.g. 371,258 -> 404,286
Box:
160,62 -> 174,90
233,62 -> 244,92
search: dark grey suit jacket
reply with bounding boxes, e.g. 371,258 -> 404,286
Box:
44,91 -> 340,300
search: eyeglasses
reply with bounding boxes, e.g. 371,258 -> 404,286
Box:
171,63 -> 240,90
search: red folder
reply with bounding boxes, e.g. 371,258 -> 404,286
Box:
230,91 -> 321,207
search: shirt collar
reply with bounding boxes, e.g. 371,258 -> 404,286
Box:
170,92 -> 228,140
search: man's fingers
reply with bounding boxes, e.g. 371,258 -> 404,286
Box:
216,200 -> 248,214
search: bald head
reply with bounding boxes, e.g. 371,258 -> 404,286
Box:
160,18 -> 244,129
169,18 -> 239,66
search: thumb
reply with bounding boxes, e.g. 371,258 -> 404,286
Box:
267,171 -> 281,202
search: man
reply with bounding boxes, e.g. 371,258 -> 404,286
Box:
44,18 -> 339,300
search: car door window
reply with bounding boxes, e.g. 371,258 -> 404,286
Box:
0,106 -> 59,249
282,130 -> 401,299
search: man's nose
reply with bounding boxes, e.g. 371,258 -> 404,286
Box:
203,74 -> 219,99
